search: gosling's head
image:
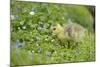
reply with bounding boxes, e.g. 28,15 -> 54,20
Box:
50,24 -> 64,34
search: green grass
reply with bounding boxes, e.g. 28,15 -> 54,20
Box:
10,0 -> 95,66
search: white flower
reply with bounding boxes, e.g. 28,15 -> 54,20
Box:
30,32 -> 32,34
43,23 -> 49,28
22,26 -> 26,29
29,11 -> 35,15
38,48 -> 43,53
20,20 -> 24,25
32,50 -> 34,53
37,27 -> 43,30
11,15 -> 15,20
38,21 -> 43,25
18,27 -> 20,30
36,43 -> 39,46
54,51 -> 57,54
30,39 -> 33,41
51,39 -> 54,42
62,17 -> 65,20
46,51 -> 51,56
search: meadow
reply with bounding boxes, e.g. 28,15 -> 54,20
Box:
10,1 -> 95,66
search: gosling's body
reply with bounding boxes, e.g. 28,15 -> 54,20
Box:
63,22 -> 86,42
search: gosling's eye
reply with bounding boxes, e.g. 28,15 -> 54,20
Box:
53,28 -> 56,30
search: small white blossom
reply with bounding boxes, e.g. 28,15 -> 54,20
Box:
37,27 -> 43,30
35,36 -> 40,41
18,27 -> 20,30
29,11 -> 35,15
46,51 -> 51,56
38,48 -> 43,53
30,39 -> 33,41
43,23 -> 49,28
31,25 -> 35,28
32,50 -> 34,53
20,21 -> 24,25
38,21 -> 43,25
62,17 -> 65,20
22,26 -> 26,29
45,38 -> 48,41
51,39 -> 55,42
54,51 -> 57,54
11,15 -> 15,20
30,32 -> 32,34
36,43 -> 39,46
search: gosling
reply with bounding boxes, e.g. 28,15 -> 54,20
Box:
51,22 -> 86,48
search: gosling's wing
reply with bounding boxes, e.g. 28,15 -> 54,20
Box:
73,23 -> 86,33
72,23 -> 86,42
64,24 -> 73,39
63,23 -> 86,41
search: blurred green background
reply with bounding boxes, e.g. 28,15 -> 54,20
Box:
10,0 -> 95,66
